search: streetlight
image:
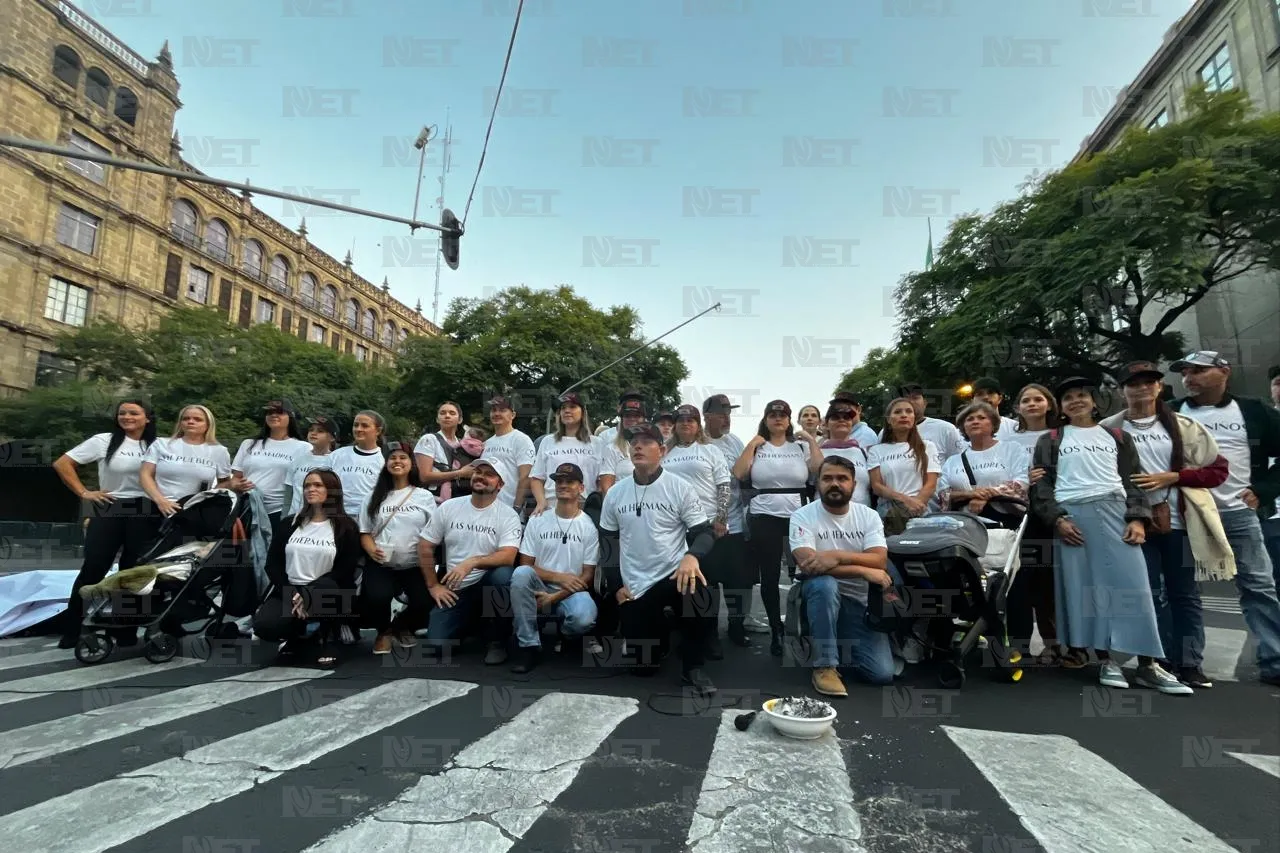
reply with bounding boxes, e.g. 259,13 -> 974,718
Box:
957,383 -> 974,397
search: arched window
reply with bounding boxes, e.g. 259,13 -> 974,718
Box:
399,328 -> 409,348
53,46 -> 81,88
299,273 -> 317,306
242,239 -> 264,278
114,87 -> 138,125
268,255 -> 290,293
170,199 -> 198,243
85,68 -> 110,107
321,284 -> 337,317
361,308 -> 376,338
204,219 -> 230,262
344,299 -> 359,329
382,321 -> 396,347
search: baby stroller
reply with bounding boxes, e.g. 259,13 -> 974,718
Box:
74,489 -> 258,665
867,498 -> 1030,689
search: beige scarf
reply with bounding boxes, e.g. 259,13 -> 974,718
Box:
1104,411 -> 1235,581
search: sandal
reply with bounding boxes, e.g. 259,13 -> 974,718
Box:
1060,648 -> 1089,669
316,642 -> 338,668
1036,647 -> 1061,667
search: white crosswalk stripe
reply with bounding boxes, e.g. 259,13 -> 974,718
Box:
0,652 -> 1273,853
1201,595 -> 1243,614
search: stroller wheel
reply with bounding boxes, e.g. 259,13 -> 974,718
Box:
1009,668 -> 1024,683
74,634 -> 114,665
143,632 -> 180,663
938,659 -> 966,689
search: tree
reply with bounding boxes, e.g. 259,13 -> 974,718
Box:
394,285 -> 690,436
846,86 -> 1280,404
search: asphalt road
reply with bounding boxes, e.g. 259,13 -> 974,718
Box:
0,601 -> 1277,853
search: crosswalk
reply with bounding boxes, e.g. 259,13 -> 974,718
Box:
1201,595 -> 1244,616
0,635 -> 1276,853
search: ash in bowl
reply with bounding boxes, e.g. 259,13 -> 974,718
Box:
773,696 -> 835,719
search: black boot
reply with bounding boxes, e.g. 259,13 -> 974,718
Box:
727,618 -> 751,647
770,629 -> 783,657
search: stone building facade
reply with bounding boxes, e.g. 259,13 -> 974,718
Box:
1074,0 -> 1280,396
0,0 -> 439,396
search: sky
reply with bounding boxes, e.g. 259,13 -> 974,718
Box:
79,0 -> 1193,440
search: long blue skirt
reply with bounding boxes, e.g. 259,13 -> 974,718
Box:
1054,495 -> 1164,658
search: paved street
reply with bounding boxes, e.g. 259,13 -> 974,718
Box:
0,600 -> 1277,853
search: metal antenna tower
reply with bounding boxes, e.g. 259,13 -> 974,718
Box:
432,113 -> 453,326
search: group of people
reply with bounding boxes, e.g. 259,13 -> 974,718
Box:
50,351 -> 1280,699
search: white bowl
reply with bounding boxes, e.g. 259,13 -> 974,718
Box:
762,698 -> 837,740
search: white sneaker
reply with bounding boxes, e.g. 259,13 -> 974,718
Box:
1135,663 -> 1194,695
1099,661 -> 1129,688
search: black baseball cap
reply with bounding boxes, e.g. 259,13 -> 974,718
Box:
973,377 -> 1002,393
702,394 -> 740,415
618,389 -> 645,403
1054,376 -> 1095,399
1114,360 -> 1164,386
384,440 -> 413,457
898,383 -> 925,396
307,416 -> 337,435
620,398 -> 646,415
765,399 -> 791,416
673,404 -> 701,421
654,411 -> 675,423
829,391 -> 859,407
550,462 -> 584,483
558,392 -> 584,408
487,395 -> 513,411
626,422 -> 665,443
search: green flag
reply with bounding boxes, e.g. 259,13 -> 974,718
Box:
925,217 -> 934,270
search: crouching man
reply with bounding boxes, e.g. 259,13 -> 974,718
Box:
509,463 -> 600,673
791,456 -> 896,697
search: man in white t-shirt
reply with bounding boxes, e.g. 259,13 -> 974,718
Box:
482,395 -> 536,515
509,462 -> 600,673
601,422 -> 720,696
900,382 -> 966,462
790,456 -> 895,697
418,455 -> 523,664
1172,351 -> 1280,686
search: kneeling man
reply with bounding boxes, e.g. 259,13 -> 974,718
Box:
510,463 -> 600,673
791,455 -> 895,696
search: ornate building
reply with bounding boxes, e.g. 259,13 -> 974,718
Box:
0,0 -> 440,396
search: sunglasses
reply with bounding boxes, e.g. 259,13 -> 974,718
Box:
828,410 -> 855,420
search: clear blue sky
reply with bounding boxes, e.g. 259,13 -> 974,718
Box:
88,0 -> 1191,438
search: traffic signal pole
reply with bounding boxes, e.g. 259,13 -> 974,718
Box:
0,134 -> 465,243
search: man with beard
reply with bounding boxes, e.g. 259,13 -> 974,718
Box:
790,455 -> 895,696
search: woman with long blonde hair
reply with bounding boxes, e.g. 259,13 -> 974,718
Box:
139,404 -> 232,517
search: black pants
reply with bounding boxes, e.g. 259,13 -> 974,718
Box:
618,577 -> 715,670
705,532 -> 749,633
747,514 -> 791,633
361,562 -> 431,635
1006,516 -> 1058,653
62,498 -> 161,639
252,575 -> 357,643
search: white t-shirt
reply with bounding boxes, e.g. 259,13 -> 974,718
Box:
66,433 -> 149,499
358,486 -> 435,567
789,500 -> 887,604
1054,426 -> 1124,504
748,439 -> 810,517
285,450 -> 332,516
707,432 -> 747,534
941,441 -> 1030,495
663,442 -> 731,526
420,496 -> 523,589
817,444 -> 872,507
285,520 -> 338,585
916,417 -> 966,461
1120,417 -> 1182,530
519,511 -> 601,584
867,440 -> 942,498
600,470 -> 709,600
531,436 -> 603,496
143,438 -> 232,501
412,432 -> 456,466
1178,401 -> 1252,513
1006,428 -> 1048,460
232,437 -> 311,514
600,440 -> 635,481
328,446 -> 385,517
483,429 -> 536,508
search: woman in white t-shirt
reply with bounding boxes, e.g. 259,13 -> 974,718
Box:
52,399 -> 161,648
938,401 -> 1029,517
140,405 -> 233,517
1030,377 -> 1186,694
252,469 -> 362,667
817,400 -> 872,507
530,392 -> 603,516
359,441 -> 435,655
731,399 -> 823,656
282,416 -> 338,517
328,410 -> 387,517
1101,362 -> 1233,690
229,399 -> 310,526
867,398 -> 942,535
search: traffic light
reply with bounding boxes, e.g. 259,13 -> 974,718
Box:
440,208 -> 461,270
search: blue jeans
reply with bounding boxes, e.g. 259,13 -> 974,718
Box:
1140,529 -> 1203,669
1264,516 -> 1280,593
1220,509 -> 1280,679
424,565 -> 515,643
800,575 -> 894,684
510,564 -> 598,648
